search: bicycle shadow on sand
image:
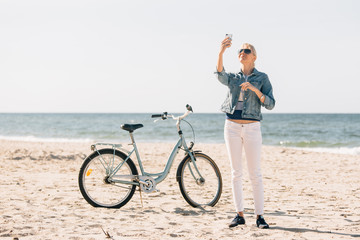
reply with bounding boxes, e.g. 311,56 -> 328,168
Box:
173,207 -> 216,216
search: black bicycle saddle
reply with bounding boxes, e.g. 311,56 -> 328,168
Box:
120,124 -> 144,133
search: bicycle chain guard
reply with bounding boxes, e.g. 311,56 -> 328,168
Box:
139,176 -> 157,193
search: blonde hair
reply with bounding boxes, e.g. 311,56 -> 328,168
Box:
242,43 -> 257,57
239,43 -> 257,68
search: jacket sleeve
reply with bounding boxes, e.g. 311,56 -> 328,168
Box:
214,68 -> 230,86
261,75 -> 275,110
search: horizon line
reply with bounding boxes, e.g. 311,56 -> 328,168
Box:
0,112 -> 359,114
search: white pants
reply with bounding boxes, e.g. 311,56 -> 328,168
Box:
224,120 -> 264,215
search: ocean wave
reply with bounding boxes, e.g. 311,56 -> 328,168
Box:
279,140 -> 330,148
0,135 -> 93,143
294,146 -> 360,155
277,140 -> 360,155
0,136 -> 359,155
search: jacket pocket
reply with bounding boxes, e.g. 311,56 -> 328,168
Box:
249,79 -> 261,88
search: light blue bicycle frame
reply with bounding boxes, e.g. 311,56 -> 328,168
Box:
91,119 -> 201,187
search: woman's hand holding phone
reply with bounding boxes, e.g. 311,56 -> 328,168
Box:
220,34 -> 232,54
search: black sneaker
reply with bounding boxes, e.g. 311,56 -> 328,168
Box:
229,214 -> 246,228
256,215 -> 269,229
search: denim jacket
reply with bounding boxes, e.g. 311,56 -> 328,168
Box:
215,68 -> 275,121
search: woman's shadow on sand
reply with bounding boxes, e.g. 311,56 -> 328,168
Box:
173,207 -> 360,238
269,226 -> 360,238
267,210 -> 360,238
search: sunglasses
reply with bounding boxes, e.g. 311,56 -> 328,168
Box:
238,49 -> 252,54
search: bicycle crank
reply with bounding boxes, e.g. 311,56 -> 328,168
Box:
139,176 -> 157,193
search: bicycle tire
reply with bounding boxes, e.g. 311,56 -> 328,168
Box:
177,152 -> 222,207
78,148 -> 138,208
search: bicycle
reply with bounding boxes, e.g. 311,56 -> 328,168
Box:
78,105 -> 222,209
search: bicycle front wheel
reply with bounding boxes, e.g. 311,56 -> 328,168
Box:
78,148 -> 138,208
177,152 -> 222,207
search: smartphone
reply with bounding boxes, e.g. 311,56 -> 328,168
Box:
226,34 -> 232,40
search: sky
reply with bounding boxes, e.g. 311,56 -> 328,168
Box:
1,0 -> 359,113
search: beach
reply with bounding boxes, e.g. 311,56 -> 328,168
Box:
1,140 -> 359,239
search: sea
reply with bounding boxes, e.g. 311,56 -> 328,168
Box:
0,113 -> 359,155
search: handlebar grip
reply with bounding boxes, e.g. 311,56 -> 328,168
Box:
151,114 -> 162,118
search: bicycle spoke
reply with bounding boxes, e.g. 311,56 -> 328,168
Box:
79,150 -> 137,208
179,153 -> 222,207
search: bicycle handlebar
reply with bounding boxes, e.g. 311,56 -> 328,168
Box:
151,112 -> 168,120
151,104 -> 193,122
152,104 -> 194,135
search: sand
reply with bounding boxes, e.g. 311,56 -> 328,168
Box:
0,140 -> 359,239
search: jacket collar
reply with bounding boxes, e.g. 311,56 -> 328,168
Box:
239,68 -> 259,76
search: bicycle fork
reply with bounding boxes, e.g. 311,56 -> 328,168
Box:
178,151 -> 205,185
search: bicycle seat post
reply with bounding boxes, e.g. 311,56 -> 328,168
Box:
120,123 -> 143,145
127,130 -> 145,174
129,132 -> 136,145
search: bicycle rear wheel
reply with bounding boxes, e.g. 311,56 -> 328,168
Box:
78,148 -> 138,208
177,152 -> 222,207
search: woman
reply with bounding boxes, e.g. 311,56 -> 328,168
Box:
215,36 -> 275,228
